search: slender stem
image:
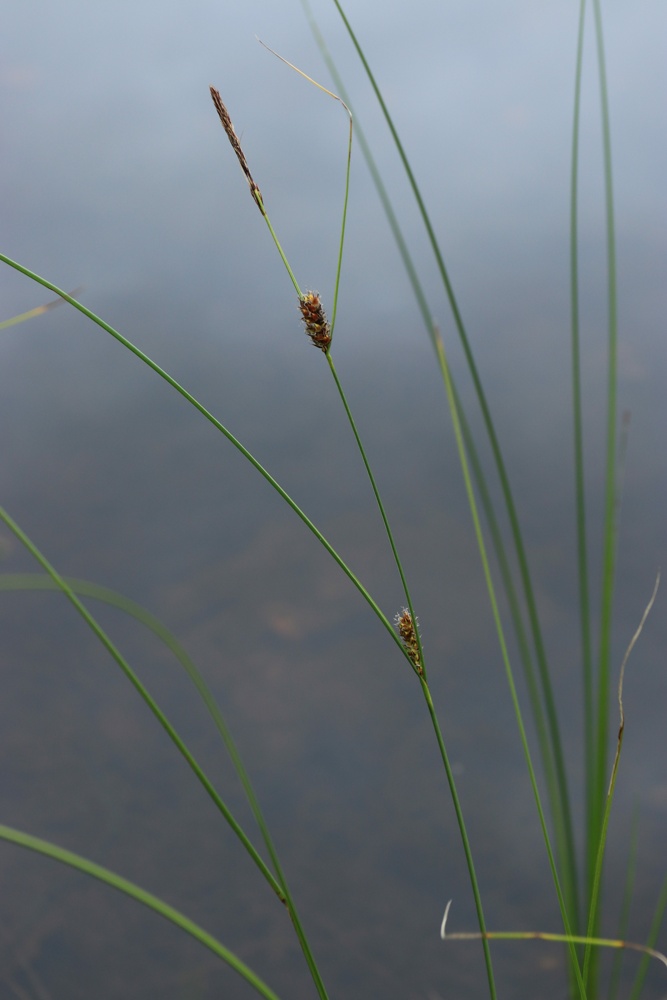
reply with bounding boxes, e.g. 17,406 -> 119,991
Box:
570,0 -> 595,927
587,1 -> 619,991
325,353 -> 425,676
420,679 -> 497,999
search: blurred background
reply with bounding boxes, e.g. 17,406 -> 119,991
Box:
1,1 -> 666,997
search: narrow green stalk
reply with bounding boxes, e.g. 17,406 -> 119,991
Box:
325,354 -> 425,676
0,572 -> 329,999
590,0 -> 619,851
586,2 -> 620,992
420,679 -> 497,999
0,505 -> 284,901
570,0 -> 596,917
327,0 -> 579,935
434,333 -> 586,999
609,813 -> 639,1000
0,824 -> 282,1000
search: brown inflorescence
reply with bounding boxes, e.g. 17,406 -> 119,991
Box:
209,86 -> 264,214
299,292 -> 332,353
395,607 -> 422,675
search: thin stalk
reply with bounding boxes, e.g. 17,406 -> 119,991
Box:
590,0 -> 619,865
434,332 -> 586,998
608,813 -> 639,1000
327,0 -> 579,934
570,0 -> 595,915
586,2 -> 619,992
609,808 -> 639,1000
325,354 -> 426,677
0,824 -> 282,1000
420,679 -> 497,1000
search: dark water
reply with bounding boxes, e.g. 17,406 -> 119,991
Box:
2,2 -> 666,998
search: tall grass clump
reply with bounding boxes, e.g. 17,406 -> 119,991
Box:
0,1 -> 664,997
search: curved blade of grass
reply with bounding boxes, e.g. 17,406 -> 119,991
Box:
574,2 -> 620,990
0,504 -> 284,902
587,4 -> 620,988
0,252 -> 405,668
0,571 -> 329,999
0,824 -> 282,1000
570,4 -> 595,921
322,0 -> 580,933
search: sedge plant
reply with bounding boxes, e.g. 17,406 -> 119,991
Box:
1,2 -> 665,997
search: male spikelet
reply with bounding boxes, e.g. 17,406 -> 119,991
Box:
209,86 -> 264,214
299,292 -> 331,352
394,607 -> 422,675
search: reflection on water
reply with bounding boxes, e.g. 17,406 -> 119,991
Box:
0,303 -> 665,998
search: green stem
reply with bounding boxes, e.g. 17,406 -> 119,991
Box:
420,679 -> 497,999
570,1 -> 595,928
325,353 -> 425,676
587,1 -> 619,991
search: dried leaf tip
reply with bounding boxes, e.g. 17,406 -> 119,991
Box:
209,86 -> 264,214
394,607 -> 422,675
299,292 -> 331,352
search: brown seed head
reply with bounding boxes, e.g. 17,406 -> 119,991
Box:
394,607 -> 422,675
209,86 -> 264,214
299,292 -> 331,352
